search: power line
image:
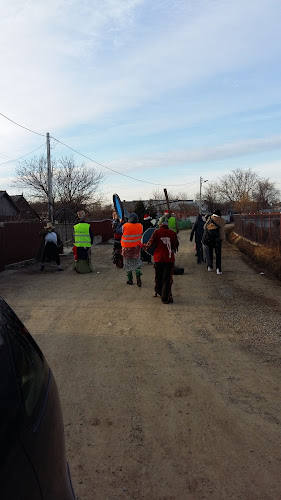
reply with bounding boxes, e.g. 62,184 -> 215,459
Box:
0,110 -> 198,187
0,152 -> 11,160
0,112 -> 45,137
51,135 -> 198,188
0,143 -> 46,167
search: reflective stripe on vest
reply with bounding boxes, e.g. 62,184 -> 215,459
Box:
74,223 -> 91,247
121,223 -> 143,248
168,217 -> 177,232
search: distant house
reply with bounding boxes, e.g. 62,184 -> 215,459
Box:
0,191 -> 20,221
0,191 -> 40,222
10,195 -> 41,221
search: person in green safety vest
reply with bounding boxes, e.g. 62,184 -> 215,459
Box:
159,210 -> 179,234
73,210 -> 94,273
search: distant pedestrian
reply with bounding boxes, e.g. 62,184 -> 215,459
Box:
121,212 -> 143,286
37,222 -> 63,272
112,217 -> 125,268
202,209 -> 226,274
143,220 -> 179,304
159,211 -> 179,234
190,214 -> 205,263
73,210 -> 93,273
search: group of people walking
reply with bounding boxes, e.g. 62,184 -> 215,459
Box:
190,209 -> 226,273
38,207 -> 225,304
111,210 -> 179,304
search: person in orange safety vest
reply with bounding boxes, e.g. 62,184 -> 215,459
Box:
120,212 -> 143,286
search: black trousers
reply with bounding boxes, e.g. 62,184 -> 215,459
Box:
195,240 -> 203,263
42,242 -> 60,265
154,262 -> 174,302
207,240 -> 222,271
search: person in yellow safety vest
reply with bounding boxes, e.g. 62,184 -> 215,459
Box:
160,210 -> 179,234
120,212 -> 143,286
73,210 -> 94,273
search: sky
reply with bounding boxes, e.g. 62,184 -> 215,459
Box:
1,0 -> 281,205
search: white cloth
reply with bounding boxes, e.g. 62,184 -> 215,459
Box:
160,236 -> 172,258
45,231 -> 58,245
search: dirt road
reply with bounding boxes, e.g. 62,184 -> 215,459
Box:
1,230 -> 281,499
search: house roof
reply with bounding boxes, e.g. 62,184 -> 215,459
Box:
9,194 -> 40,220
0,191 -> 20,213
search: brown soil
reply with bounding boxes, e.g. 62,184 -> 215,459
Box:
1,230 -> 281,500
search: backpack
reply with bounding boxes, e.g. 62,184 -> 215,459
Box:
202,218 -> 220,245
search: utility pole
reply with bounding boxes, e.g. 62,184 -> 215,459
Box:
199,176 -> 208,215
46,132 -> 53,222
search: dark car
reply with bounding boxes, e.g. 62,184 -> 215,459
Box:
0,296 -> 75,500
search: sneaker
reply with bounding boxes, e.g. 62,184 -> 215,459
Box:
136,275 -> 142,287
40,265 -> 45,271
207,266 -> 212,271
216,269 -> 222,274
126,280 -> 133,285
57,266 -> 63,271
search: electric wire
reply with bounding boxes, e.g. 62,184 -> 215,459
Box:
0,110 -> 199,187
0,112 -> 45,137
0,143 -> 46,167
51,135 -> 198,188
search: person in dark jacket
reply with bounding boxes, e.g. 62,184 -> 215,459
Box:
190,214 -> 205,263
202,209 -> 226,274
112,217 -> 125,268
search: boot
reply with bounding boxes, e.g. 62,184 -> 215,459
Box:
127,271 -> 133,285
136,269 -> 142,287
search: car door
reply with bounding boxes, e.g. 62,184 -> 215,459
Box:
0,298 -> 75,500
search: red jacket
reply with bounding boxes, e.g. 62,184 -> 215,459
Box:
147,227 -> 178,262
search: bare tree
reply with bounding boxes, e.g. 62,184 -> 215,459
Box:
202,182 -> 221,212
218,168 -> 258,204
14,155 -> 104,211
252,179 -> 280,211
56,156 -> 103,208
202,169 -> 280,213
14,155 -> 57,201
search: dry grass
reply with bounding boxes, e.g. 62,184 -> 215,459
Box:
226,226 -> 281,281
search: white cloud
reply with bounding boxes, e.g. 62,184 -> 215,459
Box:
1,0 -> 281,200
103,134 -> 281,173
1,0 -> 281,133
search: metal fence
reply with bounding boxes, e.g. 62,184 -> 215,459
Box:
0,220 -> 114,272
234,213 -> 281,251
